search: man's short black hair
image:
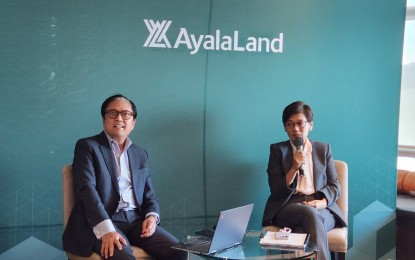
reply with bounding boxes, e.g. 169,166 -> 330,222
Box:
101,94 -> 137,119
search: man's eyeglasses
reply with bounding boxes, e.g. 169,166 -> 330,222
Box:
105,109 -> 134,120
285,121 -> 308,128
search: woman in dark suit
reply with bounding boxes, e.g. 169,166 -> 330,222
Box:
262,101 -> 347,260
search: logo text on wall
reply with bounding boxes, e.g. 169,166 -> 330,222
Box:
143,19 -> 284,55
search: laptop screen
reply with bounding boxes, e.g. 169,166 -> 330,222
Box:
209,204 -> 254,254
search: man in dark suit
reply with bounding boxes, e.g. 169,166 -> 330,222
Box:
262,101 -> 347,260
62,94 -> 186,260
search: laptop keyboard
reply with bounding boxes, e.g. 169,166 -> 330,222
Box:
187,240 -> 211,253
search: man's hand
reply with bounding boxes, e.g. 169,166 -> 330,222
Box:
303,198 -> 328,210
141,215 -> 157,238
101,231 -> 127,259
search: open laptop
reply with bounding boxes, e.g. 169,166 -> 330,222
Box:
172,204 -> 254,256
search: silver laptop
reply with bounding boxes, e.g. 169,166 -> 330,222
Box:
172,204 -> 254,256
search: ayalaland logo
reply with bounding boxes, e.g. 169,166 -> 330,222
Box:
143,19 -> 284,55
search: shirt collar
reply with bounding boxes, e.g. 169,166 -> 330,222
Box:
104,132 -> 132,152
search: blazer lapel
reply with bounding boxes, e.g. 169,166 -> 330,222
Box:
127,147 -> 140,194
98,132 -> 120,194
311,142 -> 325,190
127,147 -> 144,215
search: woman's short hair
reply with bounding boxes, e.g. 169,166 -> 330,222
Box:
282,101 -> 313,126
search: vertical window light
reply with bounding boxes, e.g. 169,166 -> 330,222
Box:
398,2 -> 415,171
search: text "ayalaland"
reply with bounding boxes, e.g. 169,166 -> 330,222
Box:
143,19 -> 284,55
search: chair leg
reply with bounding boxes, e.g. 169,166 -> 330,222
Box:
330,252 -> 346,260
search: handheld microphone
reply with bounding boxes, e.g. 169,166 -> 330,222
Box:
294,137 -> 304,176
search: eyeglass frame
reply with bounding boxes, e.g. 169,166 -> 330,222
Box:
105,109 -> 134,120
285,120 -> 309,128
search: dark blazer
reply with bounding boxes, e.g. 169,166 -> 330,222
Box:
62,131 -> 160,257
262,140 -> 347,228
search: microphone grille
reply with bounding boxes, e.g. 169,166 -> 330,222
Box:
294,137 -> 303,147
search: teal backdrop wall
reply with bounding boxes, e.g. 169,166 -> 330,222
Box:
0,1 -> 406,259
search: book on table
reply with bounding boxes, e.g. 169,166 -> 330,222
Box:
259,231 -> 310,249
